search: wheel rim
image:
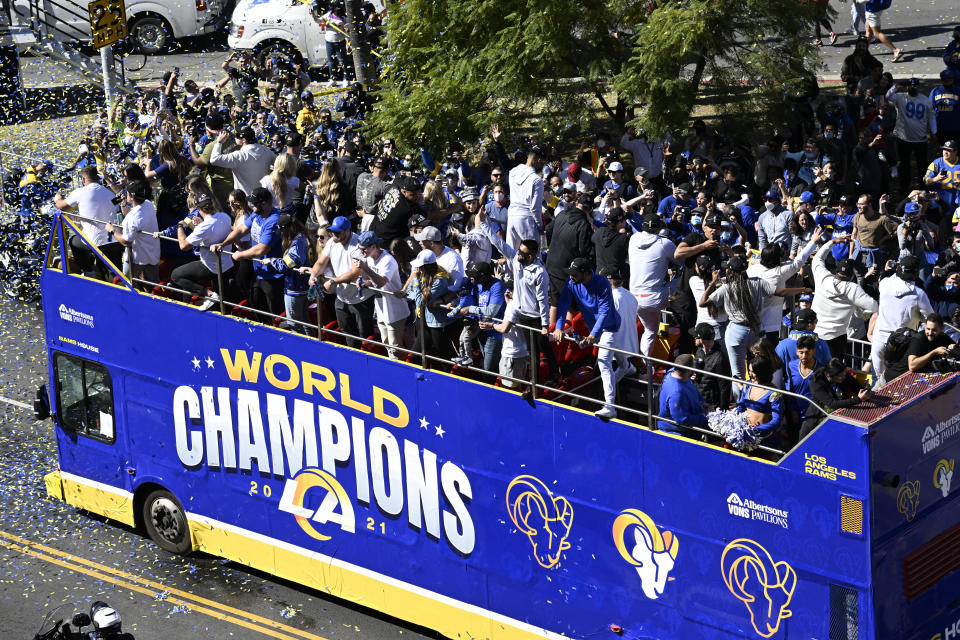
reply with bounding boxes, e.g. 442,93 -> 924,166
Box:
138,24 -> 162,49
150,497 -> 184,543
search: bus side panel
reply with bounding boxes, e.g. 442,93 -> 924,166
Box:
41,270 -> 876,640
869,378 -> 960,640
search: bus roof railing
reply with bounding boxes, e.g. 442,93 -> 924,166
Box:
55,211 -> 882,454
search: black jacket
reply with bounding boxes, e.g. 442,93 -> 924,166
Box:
693,345 -> 732,409
545,208 -> 594,276
809,368 -> 866,413
593,226 -> 631,278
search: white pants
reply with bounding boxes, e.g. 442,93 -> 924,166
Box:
636,305 -> 662,356
871,331 -> 889,383
377,317 -> 407,360
597,331 -> 620,407
506,215 -> 539,251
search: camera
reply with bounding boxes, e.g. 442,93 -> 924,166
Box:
110,188 -> 126,206
932,356 -> 960,374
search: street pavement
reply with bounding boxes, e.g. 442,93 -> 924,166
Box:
0,298 -> 425,640
818,0 -> 959,79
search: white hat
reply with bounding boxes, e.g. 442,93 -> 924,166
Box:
608,161 -> 624,172
410,249 -> 437,268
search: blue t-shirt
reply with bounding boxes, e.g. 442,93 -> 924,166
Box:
249,209 -> 283,279
924,157 -> 960,211
785,359 -> 815,420
930,86 -> 960,131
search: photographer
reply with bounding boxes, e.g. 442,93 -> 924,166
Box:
896,201 -> 937,280
899,313 -> 957,376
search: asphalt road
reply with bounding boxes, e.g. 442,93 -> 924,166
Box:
0,297 -> 426,640
12,0 -> 960,91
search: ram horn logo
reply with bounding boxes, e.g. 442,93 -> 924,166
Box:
897,480 -> 921,522
505,475 -> 573,569
933,459 -> 954,499
721,539 -> 797,638
612,508 -> 679,599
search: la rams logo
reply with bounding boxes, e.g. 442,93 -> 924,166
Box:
934,459 -> 954,499
612,509 -> 678,599
278,468 -> 355,540
721,539 -> 797,638
505,475 -> 573,569
897,480 -> 921,522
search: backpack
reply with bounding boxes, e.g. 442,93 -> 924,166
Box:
864,0 -> 891,12
884,327 -> 918,366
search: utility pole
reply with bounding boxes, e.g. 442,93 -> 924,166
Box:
342,0 -> 371,85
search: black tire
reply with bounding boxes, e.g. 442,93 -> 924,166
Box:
142,489 -> 192,554
130,16 -> 171,55
258,41 -> 303,70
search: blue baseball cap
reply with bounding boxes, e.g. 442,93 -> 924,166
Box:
356,231 -> 383,247
799,293 -> 814,302
905,202 -> 920,214
328,216 -> 351,233
941,68 -> 956,80
799,191 -> 815,204
764,189 -> 778,200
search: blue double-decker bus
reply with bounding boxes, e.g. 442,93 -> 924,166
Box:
38,212 -> 960,639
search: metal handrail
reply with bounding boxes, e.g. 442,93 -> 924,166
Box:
54,212 -> 875,453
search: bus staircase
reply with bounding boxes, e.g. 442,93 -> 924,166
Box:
7,0 -> 135,96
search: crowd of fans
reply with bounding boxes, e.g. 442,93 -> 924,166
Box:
32,25 -> 960,453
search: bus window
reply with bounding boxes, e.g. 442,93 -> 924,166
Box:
53,353 -> 115,443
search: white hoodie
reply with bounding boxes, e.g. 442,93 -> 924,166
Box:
811,243 -> 878,340
628,231 -> 678,308
507,163 -> 543,222
873,272 -> 932,342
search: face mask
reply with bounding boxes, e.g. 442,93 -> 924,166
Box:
954,242 -> 960,251
947,284 -> 957,291
721,231 -> 733,242
494,192 -> 506,203
764,201 -> 776,211
597,139 -> 607,148
824,132 -> 836,139
691,216 -> 702,227
402,159 -> 411,168
552,187 -> 563,196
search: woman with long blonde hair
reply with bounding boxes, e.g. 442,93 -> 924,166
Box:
309,158 -> 346,233
261,152 -> 300,212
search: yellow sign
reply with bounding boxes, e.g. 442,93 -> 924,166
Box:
88,0 -> 128,49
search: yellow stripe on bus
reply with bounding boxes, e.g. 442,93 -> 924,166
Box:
46,470 -> 564,640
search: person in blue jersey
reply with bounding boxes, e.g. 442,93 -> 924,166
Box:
551,258 -> 622,420
776,308 -> 834,378
734,356 -> 785,448
657,183 -> 695,217
815,193 -> 857,255
658,354 -> 708,436
212,186 -> 284,321
785,335 -> 819,438
448,261 -> 505,372
923,140 -> 960,214
260,214 -> 311,333
930,70 -> 960,147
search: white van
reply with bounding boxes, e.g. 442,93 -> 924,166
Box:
12,0 -> 225,54
227,0 -> 328,68
227,0 -> 383,68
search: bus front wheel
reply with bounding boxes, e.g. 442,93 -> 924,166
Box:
142,489 -> 192,554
